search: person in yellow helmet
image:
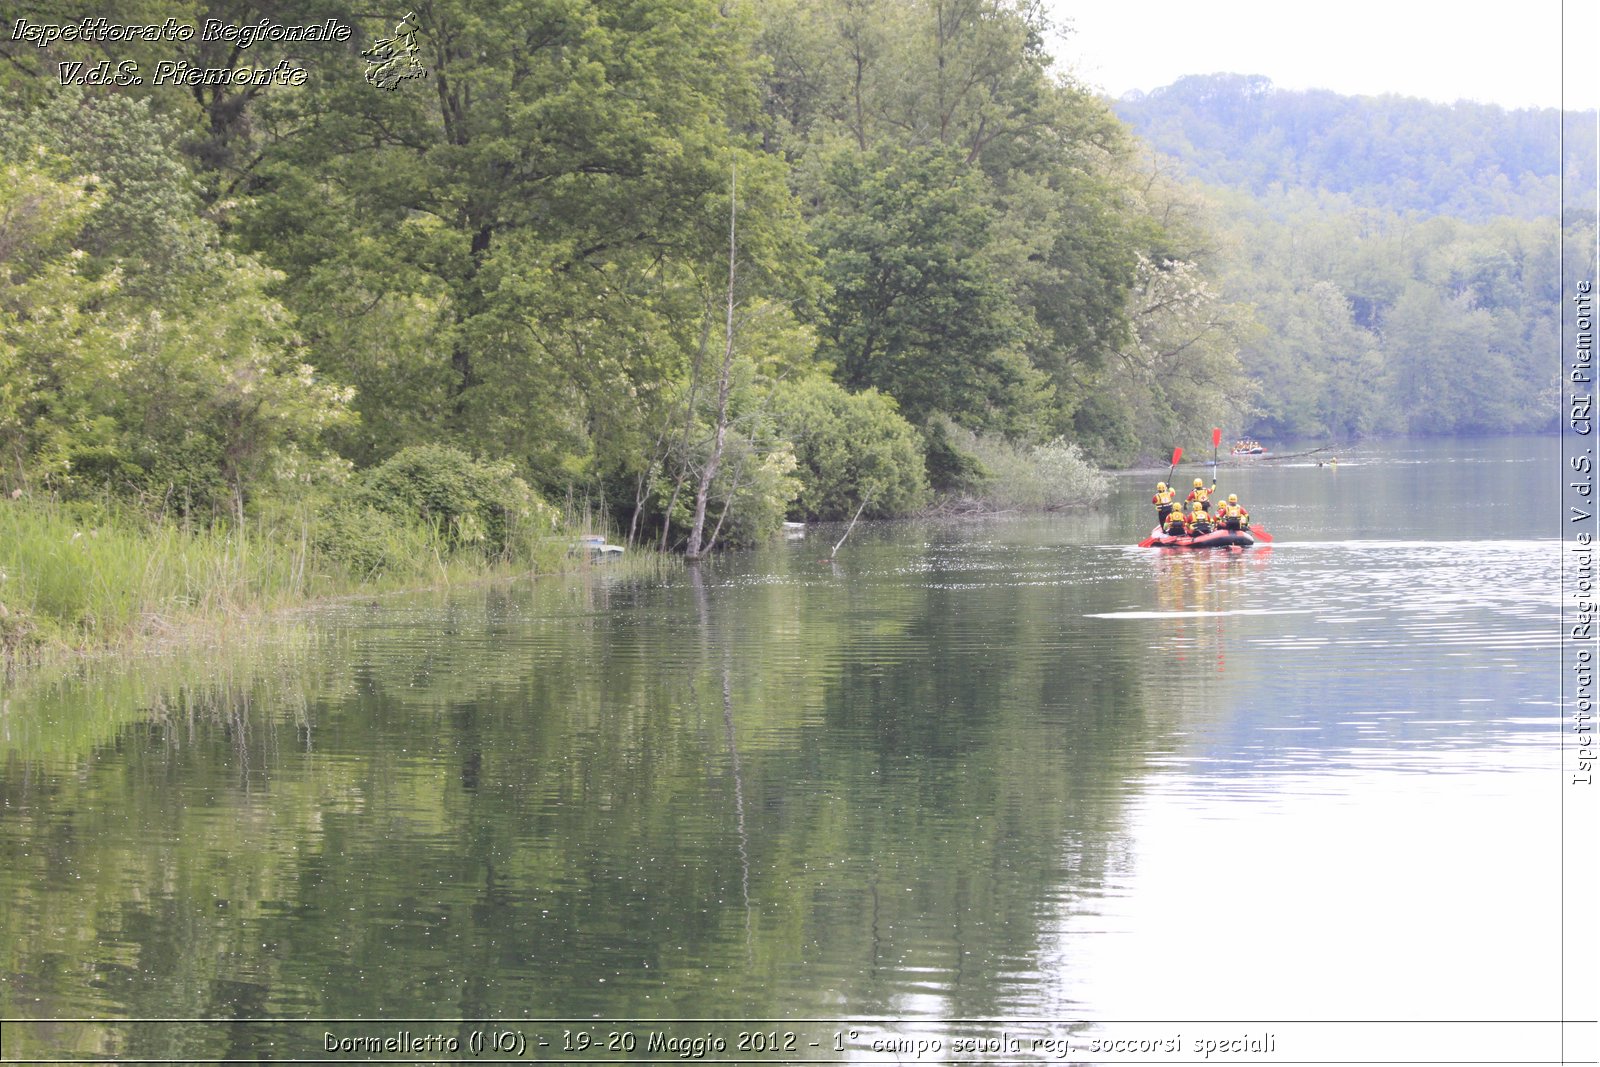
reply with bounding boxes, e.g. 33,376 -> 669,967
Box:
1151,481 -> 1177,525
1187,500 -> 1214,536
1162,502 -> 1190,538
1186,476 -> 1217,513
1217,493 -> 1250,532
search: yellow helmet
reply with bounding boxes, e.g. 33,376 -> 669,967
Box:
1156,482 -> 1167,491
1193,478 -> 1204,488
1228,494 -> 1238,503
1190,500 -> 1204,510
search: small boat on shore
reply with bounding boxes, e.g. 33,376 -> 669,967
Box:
573,534 -> 625,560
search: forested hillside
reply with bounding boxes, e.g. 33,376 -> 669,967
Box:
1115,73 -> 1595,221
0,0 -> 1256,581
1113,74 -> 1594,439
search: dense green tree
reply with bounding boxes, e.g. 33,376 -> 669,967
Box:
1240,281 -> 1384,439
238,0 -> 815,490
758,1 -> 1251,462
1063,159 -> 1255,463
1083,252 -> 1257,460
1380,284 -> 1542,434
809,144 -> 1045,432
0,158 -> 115,487
0,95 -> 351,514
0,89 -> 209,298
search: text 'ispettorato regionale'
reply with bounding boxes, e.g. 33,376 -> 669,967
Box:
10,17 -> 353,87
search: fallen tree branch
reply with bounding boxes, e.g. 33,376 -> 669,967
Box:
1256,446 -> 1335,462
825,497 -> 870,560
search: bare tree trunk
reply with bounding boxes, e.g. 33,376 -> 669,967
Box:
656,309 -> 715,551
706,360 -> 797,556
686,164 -> 738,561
705,433 -> 753,555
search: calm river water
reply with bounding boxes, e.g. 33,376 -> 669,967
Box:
0,435 -> 1584,1064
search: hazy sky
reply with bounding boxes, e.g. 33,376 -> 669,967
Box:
1046,0 -> 1599,110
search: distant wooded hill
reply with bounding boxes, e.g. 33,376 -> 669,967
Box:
1107,74 -> 1594,440
1113,74 -> 1596,221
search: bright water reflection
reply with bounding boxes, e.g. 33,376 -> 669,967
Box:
0,435 -> 1570,1062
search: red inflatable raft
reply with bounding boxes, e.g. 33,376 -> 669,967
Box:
1142,525 -> 1257,549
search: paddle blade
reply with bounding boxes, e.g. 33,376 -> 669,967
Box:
1171,447 -> 1183,466
1250,525 -> 1274,543
1212,427 -> 1222,448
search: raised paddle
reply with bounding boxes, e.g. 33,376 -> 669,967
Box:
1143,446 -> 1184,547
1136,447 -> 1188,547
1212,426 -> 1269,541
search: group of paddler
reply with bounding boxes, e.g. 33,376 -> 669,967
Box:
1151,478 -> 1250,537
1140,430 -> 1273,546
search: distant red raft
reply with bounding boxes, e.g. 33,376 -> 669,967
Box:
1142,525 -> 1257,549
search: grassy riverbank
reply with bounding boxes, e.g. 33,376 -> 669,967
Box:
0,494 -> 651,670
0,425 -> 1111,670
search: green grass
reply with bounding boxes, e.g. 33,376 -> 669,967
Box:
0,496 -> 632,667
